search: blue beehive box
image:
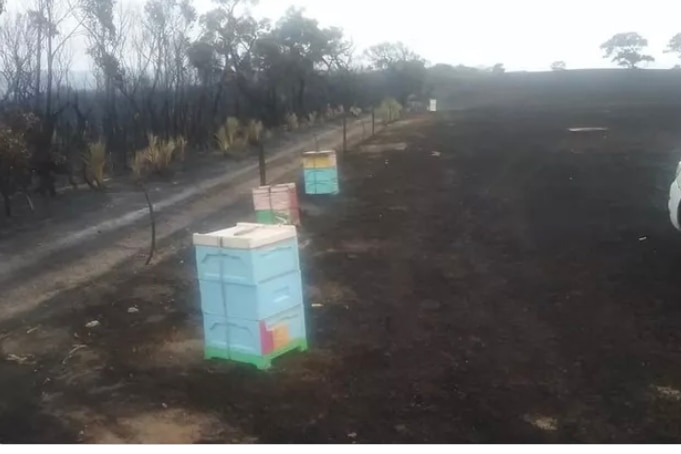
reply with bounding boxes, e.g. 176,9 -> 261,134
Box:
197,270 -> 304,319
303,167 -> 339,195
193,223 -> 307,369
195,234 -> 300,285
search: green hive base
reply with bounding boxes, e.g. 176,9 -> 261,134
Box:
255,209 -> 297,225
204,339 -> 308,370
255,210 -> 277,224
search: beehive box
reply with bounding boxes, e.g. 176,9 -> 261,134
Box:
302,150 -> 337,169
203,305 -> 308,370
193,223 -> 307,369
197,270 -> 303,320
303,167 -> 339,195
252,184 -> 300,225
193,223 -> 300,286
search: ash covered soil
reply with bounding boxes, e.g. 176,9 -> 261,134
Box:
3,104 -> 681,442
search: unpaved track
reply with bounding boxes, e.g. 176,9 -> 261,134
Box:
0,118 -> 375,324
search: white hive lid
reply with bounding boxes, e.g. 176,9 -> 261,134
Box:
271,183 -> 295,193
272,182 -> 295,189
303,150 -> 335,156
252,185 -> 271,194
193,222 -> 297,249
253,183 -> 295,193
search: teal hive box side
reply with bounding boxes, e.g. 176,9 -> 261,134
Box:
194,237 -> 300,286
198,270 -> 303,320
303,167 -> 339,195
203,305 -> 308,369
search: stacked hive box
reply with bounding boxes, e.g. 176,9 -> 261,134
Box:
302,150 -> 339,195
193,222 -> 307,370
251,183 -> 301,226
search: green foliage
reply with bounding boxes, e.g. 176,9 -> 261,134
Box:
1,0 -> 446,196
131,134 -> 178,178
82,141 -> 108,188
363,42 -> 427,105
0,113 -> 38,203
364,42 -> 424,70
551,61 -> 567,71
666,33 -> 681,60
377,98 -> 403,125
0,125 -> 32,196
601,32 -> 655,68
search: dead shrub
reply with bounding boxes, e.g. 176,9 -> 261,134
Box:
247,119 -> 264,145
215,117 -> 243,157
82,141 -> 107,188
131,134 -> 176,178
286,112 -> 299,131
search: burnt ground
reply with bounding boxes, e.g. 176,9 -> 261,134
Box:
3,103 -> 681,442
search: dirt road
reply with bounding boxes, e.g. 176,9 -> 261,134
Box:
3,105 -> 681,442
0,116 -> 374,324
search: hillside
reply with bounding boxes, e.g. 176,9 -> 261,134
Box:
429,68 -> 681,110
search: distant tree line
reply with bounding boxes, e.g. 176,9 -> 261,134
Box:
552,31 -> 681,71
0,0 -> 428,215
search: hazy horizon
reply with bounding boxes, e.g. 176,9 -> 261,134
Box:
183,0 -> 681,71
4,0 -> 681,71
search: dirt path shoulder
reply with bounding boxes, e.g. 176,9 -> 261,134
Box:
0,115 -> 378,323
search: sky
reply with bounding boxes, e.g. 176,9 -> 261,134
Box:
4,0 -> 681,71
245,0 -> 681,71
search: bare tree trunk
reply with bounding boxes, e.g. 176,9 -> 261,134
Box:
162,97 -> 170,138
138,182 -> 156,266
298,77 -> 305,115
24,192 -> 34,212
45,1 -> 53,117
342,112 -> 347,154
258,143 -> 266,185
212,80 -> 225,120
372,108 -> 375,135
35,7 -> 42,112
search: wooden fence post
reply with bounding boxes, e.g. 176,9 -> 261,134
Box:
342,113 -> 347,154
258,143 -> 266,185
